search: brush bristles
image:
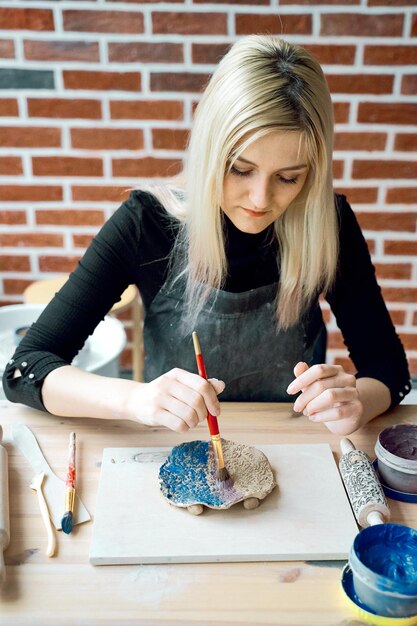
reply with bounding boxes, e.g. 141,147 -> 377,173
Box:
216,466 -> 233,487
61,511 -> 74,535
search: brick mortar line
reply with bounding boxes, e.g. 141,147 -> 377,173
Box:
141,68 -> 150,96
403,7 -> 413,39
0,36 -> 416,48
0,173 -> 415,182
3,113 -> 417,127
101,98 -> 110,122
0,146 -> 189,154
98,38 -> 106,66
1,226 -> 417,238
142,9 -> 152,37
0,87 -> 414,99
63,181 -> 71,204
11,150 -> 417,160
227,10 -> 235,38
2,36 -> 417,51
52,1 -> 63,36
21,151 -> 30,179
61,125 -> 69,151
1,56 -> 417,68
183,40 -> 192,67
102,154 -> 112,180
363,233 -> 417,241
0,94 -> 416,106
374,257 -> 417,265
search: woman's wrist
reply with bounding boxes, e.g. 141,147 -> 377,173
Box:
118,379 -> 147,422
355,377 -> 391,424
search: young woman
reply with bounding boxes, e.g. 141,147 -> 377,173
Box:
3,35 -> 410,436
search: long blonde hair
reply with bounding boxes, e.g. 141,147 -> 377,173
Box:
147,35 -> 338,328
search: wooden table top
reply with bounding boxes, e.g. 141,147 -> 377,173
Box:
1,399 -> 416,626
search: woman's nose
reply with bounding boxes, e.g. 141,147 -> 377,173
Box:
249,177 -> 271,210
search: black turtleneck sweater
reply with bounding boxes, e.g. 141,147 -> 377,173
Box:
3,189 -> 410,411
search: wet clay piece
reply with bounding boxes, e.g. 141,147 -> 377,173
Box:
159,439 -> 276,514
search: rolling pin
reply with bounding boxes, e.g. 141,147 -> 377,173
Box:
0,425 -> 10,584
339,437 -> 390,528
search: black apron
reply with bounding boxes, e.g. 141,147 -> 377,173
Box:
143,277 -> 326,402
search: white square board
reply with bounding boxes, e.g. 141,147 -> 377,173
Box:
89,444 -> 358,565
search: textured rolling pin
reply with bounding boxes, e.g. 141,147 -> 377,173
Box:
0,425 -> 10,584
339,437 -> 390,527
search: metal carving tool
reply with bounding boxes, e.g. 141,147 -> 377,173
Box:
11,423 -> 90,530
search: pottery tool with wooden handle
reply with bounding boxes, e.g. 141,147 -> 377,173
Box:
339,437 -> 390,527
0,425 -> 10,585
192,331 -> 232,486
30,472 -> 56,557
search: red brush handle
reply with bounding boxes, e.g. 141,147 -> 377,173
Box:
195,353 -> 220,437
65,432 -> 76,489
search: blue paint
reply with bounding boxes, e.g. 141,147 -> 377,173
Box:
349,523 -> 417,618
159,441 -> 223,507
355,524 -> 417,585
159,440 -> 239,508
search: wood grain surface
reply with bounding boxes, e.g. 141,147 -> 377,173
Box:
1,399 -> 416,626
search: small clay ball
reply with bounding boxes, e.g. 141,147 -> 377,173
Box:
243,497 -> 260,510
187,504 -> 204,516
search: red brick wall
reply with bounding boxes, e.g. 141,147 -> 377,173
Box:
0,2 -> 416,375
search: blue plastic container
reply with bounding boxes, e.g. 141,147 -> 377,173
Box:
349,524 -> 417,618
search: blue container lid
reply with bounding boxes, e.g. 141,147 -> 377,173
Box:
373,460 -> 417,503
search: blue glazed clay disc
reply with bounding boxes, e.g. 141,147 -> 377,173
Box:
158,439 -> 276,510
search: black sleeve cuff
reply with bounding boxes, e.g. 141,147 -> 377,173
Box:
355,370 -> 412,409
2,352 -> 69,412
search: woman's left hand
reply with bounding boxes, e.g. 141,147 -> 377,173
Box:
287,361 -> 364,435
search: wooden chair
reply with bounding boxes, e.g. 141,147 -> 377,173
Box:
23,276 -> 144,382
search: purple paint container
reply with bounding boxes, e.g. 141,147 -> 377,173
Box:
375,424 -> 417,494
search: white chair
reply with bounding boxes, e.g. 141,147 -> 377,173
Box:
24,277 -> 144,381
0,303 -> 126,381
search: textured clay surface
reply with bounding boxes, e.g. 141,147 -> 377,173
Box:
158,439 -> 277,510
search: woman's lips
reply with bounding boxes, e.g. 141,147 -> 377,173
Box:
242,208 -> 269,218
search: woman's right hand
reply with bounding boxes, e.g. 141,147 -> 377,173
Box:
124,368 -> 226,432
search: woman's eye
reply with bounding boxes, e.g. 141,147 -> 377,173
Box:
229,166 -> 299,185
279,176 -> 298,185
230,165 -> 251,177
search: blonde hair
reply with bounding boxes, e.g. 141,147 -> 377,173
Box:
147,35 -> 338,329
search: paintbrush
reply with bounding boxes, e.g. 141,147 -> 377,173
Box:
192,331 -> 232,486
61,432 -> 76,534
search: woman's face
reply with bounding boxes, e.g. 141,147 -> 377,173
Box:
222,131 -> 309,234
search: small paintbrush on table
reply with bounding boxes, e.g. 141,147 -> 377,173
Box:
61,432 -> 76,534
192,331 -> 232,486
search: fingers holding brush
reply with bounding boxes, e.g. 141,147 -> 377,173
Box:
125,368 -> 226,433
